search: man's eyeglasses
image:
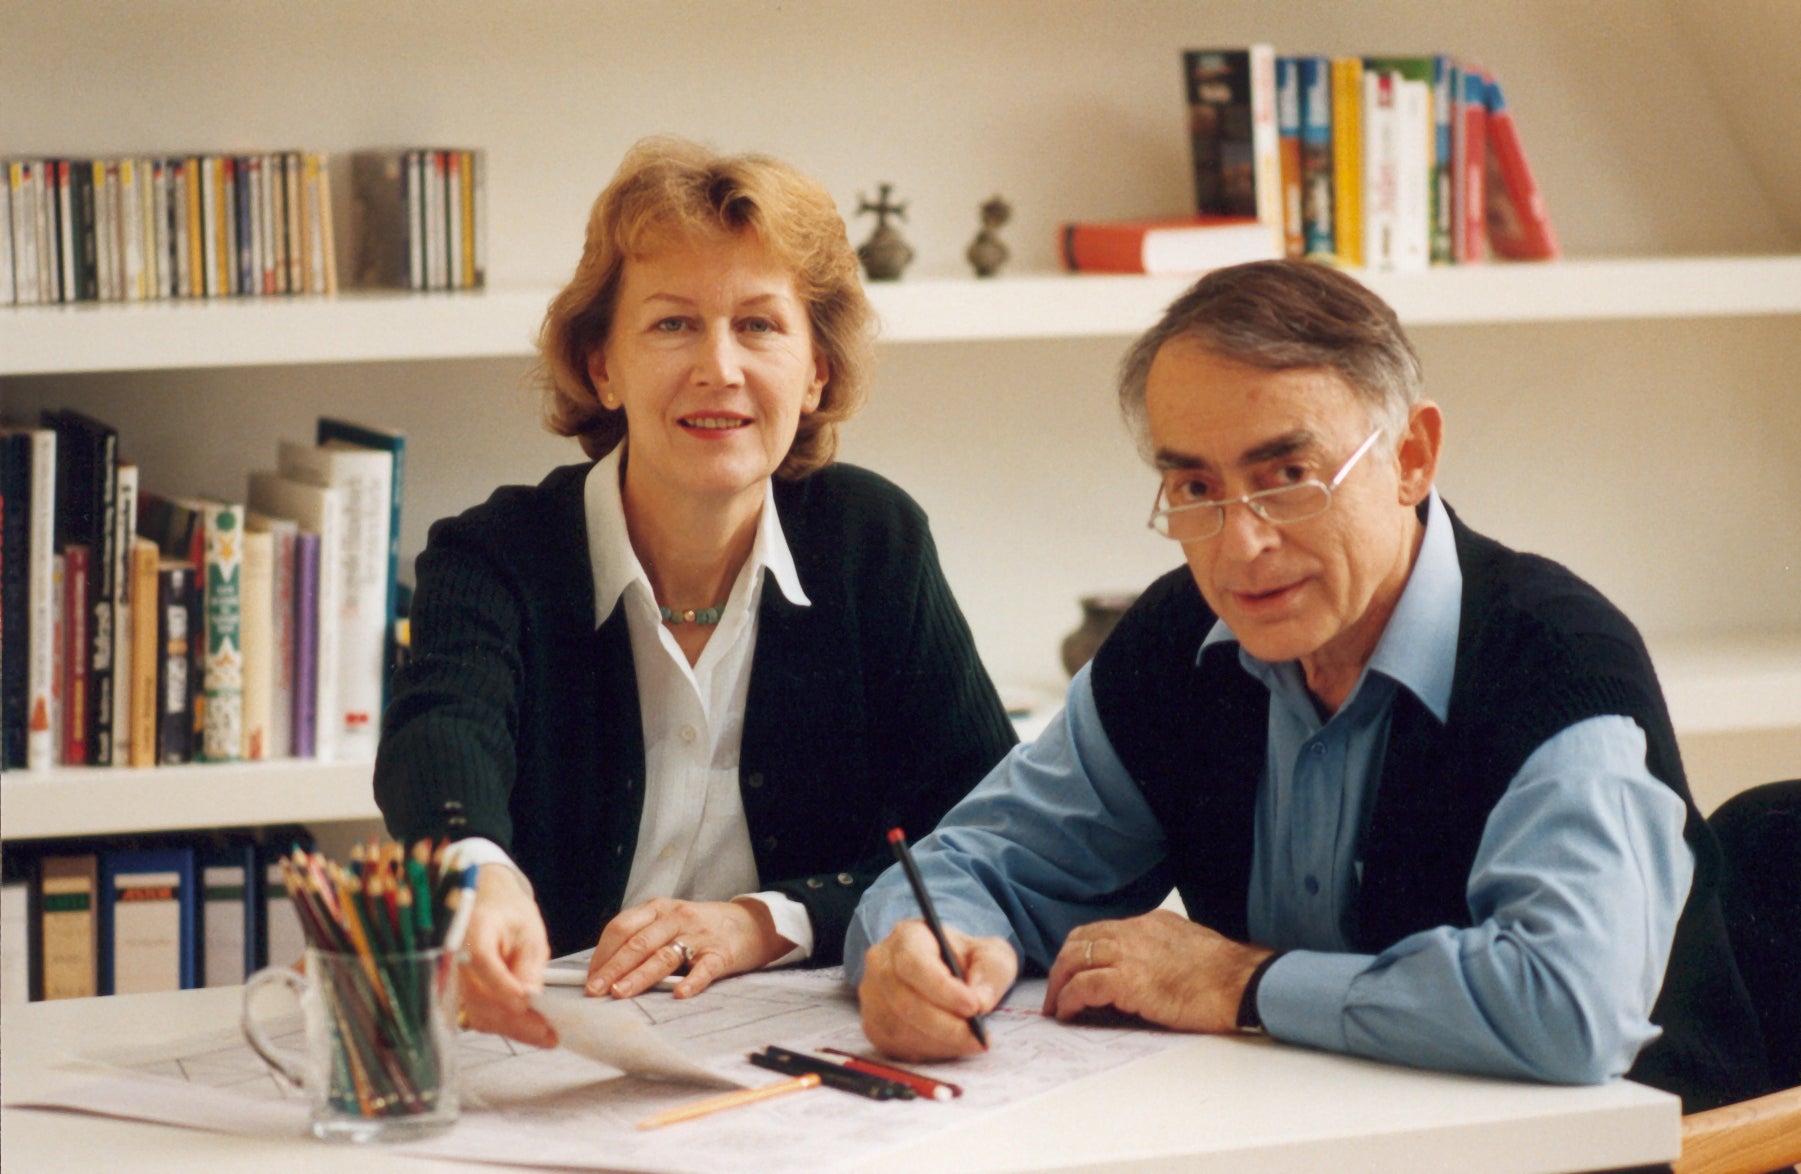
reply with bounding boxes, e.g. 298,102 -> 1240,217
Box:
1147,429 -> 1384,543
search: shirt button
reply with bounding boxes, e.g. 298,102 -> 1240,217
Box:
836,873 -> 855,886
1304,875 -> 1320,895
1311,743 -> 1326,758
745,772 -> 765,790
805,877 -> 824,890
679,724 -> 698,744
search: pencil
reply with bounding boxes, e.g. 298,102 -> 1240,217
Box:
887,827 -> 988,1048
636,1073 -> 820,1129
822,1048 -> 962,1100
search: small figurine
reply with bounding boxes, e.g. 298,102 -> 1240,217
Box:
965,195 -> 1011,278
856,183 -> 914,281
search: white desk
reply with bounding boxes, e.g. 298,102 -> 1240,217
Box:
2,986 -> 1679,1173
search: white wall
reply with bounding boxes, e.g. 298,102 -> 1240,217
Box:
5,0 -> 1800,701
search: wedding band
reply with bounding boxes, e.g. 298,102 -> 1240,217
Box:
1084,940 -> 1094,967
671,940 -> 693,969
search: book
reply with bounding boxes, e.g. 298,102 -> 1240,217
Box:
1452,63 -> 1490,263
0,172 -> 12,304
316,416 -> 406,707
2,429 -> 30,768
24,427 -> 58,773
9,161 -> 40,306
60,543 -> 90,765
111,460 -> 139,765
1430,56 -> 1456,265
154,559 -> 199,765
1295,56 -> 1335,260
247,472 -> 342,761
291,530 -> 321,758
1329,56 -> 1365,268
1483,74 -> 1560,260
1275,56 -> 1304,259
49,553 -> 64,760
1393,75 -> 1432,272
200,838 -> 258,987
349,148 -> 421,289
239,526 -> 273,760
276,441 -> 390,762
1362,69 -> 1400,271
1059,215 -> 1280,275
1,872 -> 28,1005
1183,46 -> 1282,254
99,846 -> 198,995
195,499 -> 245,762
247,511 -> 299,757
41,408 -> 119,765
34,853 -> 99,1000
128,536 -> 160,766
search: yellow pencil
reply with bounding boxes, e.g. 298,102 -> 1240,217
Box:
636,1073 -> 821,1130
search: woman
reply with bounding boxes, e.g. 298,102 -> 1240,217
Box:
374,138 -> 1015,1046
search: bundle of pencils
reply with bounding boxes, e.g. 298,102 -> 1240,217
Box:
276,839 -> 477,1118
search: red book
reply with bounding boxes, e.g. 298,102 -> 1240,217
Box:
61,543 -> 89,765
1482,75 -> 1559,260
1059,215 -> 1280,275
1453,64 -> 1489,263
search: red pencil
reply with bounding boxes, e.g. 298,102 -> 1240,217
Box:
821,1048 -> 961,1101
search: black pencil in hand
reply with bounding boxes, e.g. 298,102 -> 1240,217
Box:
886,827 -> 988,1049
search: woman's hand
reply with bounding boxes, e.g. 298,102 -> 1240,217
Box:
586,897 -> 795,999
456,864 -> 557,1048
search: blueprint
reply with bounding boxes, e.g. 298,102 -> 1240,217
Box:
18,969 -> 1189,1173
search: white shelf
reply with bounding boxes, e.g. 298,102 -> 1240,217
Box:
5,255 -> 1800,376
9,631 -> 1795,843
1,759 -> 378,841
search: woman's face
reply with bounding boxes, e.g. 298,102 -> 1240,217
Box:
589,231 -> 827,512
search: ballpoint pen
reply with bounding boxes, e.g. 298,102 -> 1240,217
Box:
887,827 -> 989,1048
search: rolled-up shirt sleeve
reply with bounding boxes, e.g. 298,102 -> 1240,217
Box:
1258,714 -> 1694,1084
845,664 -> 1172,983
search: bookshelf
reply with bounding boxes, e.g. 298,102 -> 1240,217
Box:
4,1 -> 1799,843
7,256 -> 1801,375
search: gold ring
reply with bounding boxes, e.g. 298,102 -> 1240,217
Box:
671,940 -> 693,970
1084,940 -> 1094,967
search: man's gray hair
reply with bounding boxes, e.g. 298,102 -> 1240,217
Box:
1118,259 -> 1423,458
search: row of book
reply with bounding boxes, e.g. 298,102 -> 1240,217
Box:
0,414 -> 404,770
1,145 -> 489,306
1188,47 -> 1556,271
1059,48 -> 1557,277
0,830 -> 312,1004
2,152 -> 339,307
348,148 -> 489,291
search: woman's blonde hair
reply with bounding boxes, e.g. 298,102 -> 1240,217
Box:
536,137 -> 873,479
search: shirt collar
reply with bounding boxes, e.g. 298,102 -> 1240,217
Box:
1197,488 -> 1461,722
584,446 -> 810,628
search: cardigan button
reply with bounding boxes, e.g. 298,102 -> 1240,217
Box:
805,877 -> 824,890
836,873 -> 855,886
614,844 -> 625,858
745,772 -> 765,789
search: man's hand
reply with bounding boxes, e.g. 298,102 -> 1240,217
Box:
457,863 -> 556,1047
858,919 -> 1017,1061
587,898 -> 795,1000
1042,910 -> 1274,1033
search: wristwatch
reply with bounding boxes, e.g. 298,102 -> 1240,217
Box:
1236,952 -> 1285,1034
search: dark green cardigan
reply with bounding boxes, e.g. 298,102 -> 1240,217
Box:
374,461 -> 1016,963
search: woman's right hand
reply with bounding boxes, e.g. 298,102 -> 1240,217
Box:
455,863 -> 558,1048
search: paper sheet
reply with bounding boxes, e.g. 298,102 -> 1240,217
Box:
14,969 -> 1190,1173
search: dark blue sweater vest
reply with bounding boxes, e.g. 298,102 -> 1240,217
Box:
1090,504 -> 1768,1111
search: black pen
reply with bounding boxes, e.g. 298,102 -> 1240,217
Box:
749,1046 -> 915,1100
887,827 -> 989,1048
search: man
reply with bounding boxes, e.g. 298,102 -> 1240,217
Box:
847,260 -> 1768,1111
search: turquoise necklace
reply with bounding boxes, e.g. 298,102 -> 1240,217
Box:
660,603 -> 726,625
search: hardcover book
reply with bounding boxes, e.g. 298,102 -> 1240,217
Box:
154,559 -> 199,765
1329,56 -> 1365,268
239,526 -> 273,760
1482,75 -> 1560,260
41,408 -> 119,765
1295,56 -> 1335,260
248,472 -> 342,762
1453,65 -> 1489,264
128,536 -> 160,766
316,416 -> 406,707
196,499 -> 245,762
1059,215 -> 1280,275
1,430 -> 30,767
34,853 -> 99,1000
247,511 -> 300,757
1183,46 -> 1282,253
1275,56 -> 1304,258
99,846 -> 199,995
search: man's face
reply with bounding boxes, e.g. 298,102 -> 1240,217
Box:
1144,338 -> 1424,685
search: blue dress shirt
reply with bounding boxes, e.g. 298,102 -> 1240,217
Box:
847,492 -> 1694,1086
